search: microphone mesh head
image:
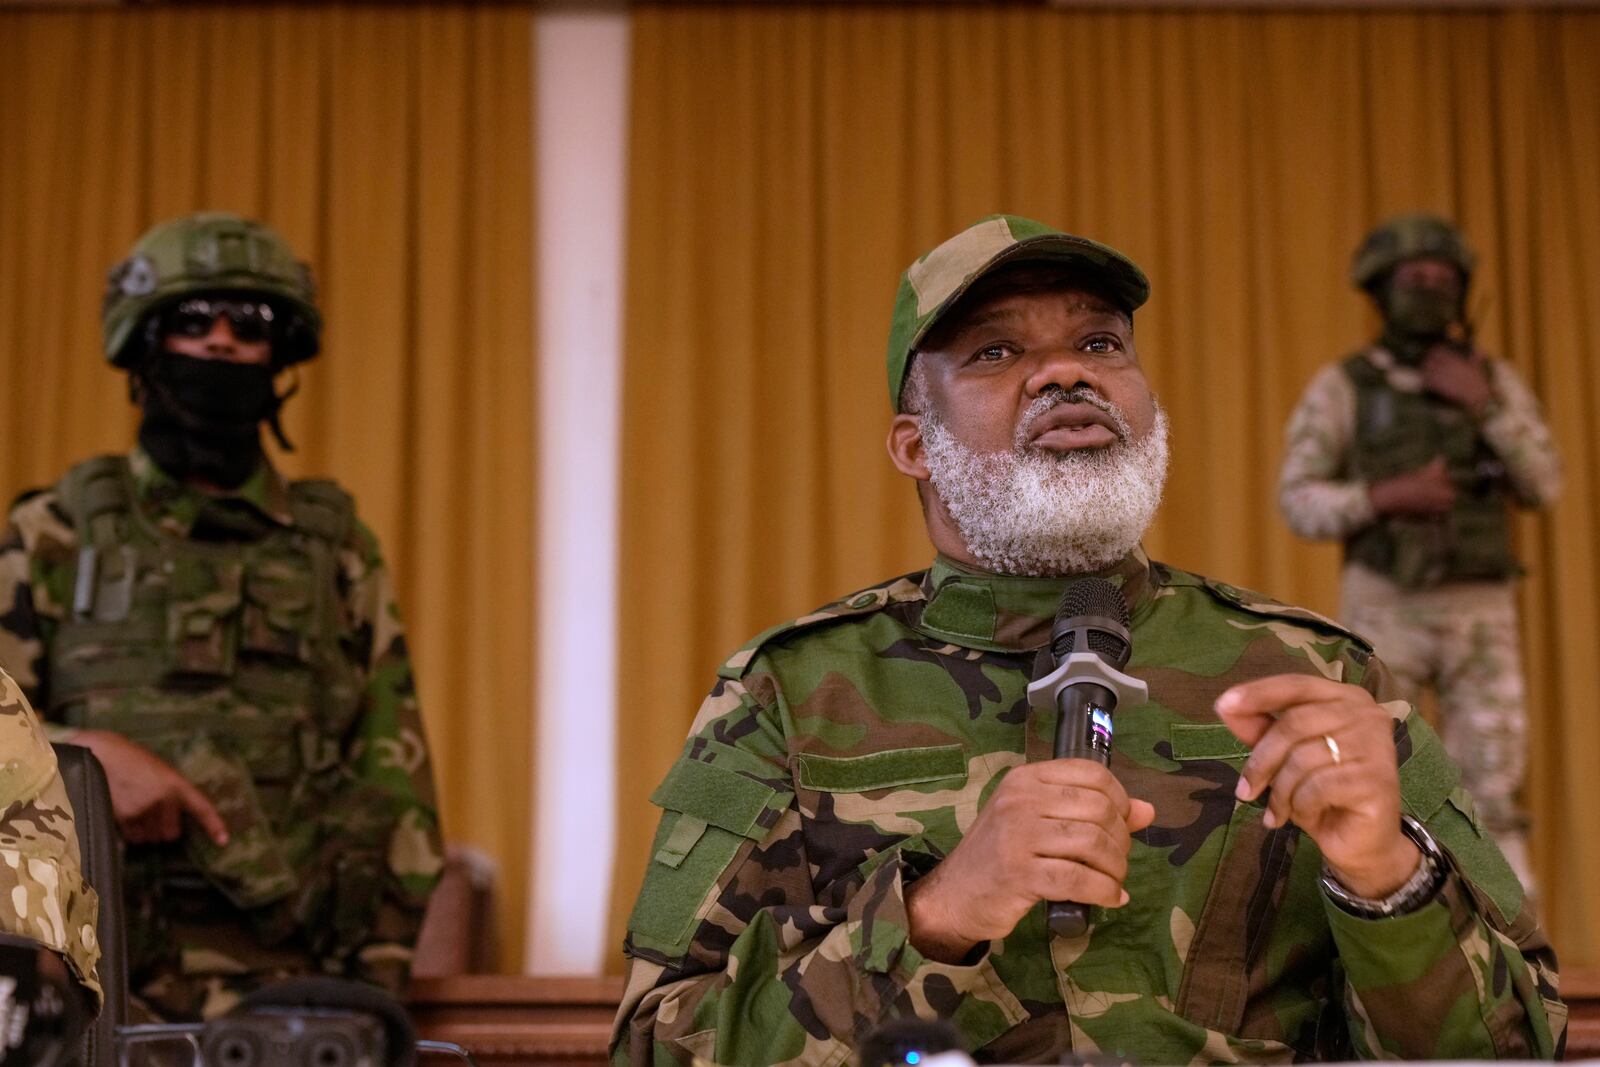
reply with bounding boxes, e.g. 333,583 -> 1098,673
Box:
1057,577 -> 1131,628
1052,577 -> 1133,667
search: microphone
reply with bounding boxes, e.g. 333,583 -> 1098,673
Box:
1026,577 -> 1148,938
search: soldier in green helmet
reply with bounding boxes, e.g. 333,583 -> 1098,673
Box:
0,212 -> 445,1020
613,215 -> 1561,1064
1279,214 -> 1561,901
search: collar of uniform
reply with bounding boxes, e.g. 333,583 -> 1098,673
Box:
129,448 -> 294,535
915,547 -> 1158,653
1363,346 -> 1425,392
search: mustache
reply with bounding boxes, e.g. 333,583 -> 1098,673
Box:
1013,387 -> 1132,451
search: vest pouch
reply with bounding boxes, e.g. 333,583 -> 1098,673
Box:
1352,423 -> 1415,482
1448,495 -> 1518,581
325,847 -> 386,957
310,662 -> 364,742
1386,517 -> 1449,588
48,615 -> 168,715
174,735 -> 298,910
287,779 -> 400,957
241,552 -> 319,664
166,554 -> 244,679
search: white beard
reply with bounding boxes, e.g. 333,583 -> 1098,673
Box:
919,391 -> 1170,577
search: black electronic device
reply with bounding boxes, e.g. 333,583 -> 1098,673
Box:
858,1018 -> 964,1067
0,932 -> 88,1067
116,976 -> 479,1066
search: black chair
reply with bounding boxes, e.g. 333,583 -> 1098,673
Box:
52,743 -> 127,1067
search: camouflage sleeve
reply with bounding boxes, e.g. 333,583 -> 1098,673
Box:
613,677 -> 1025,1067
0,502 -> 84,746
341,521 -> 444,992
1278,363 -> 1377,541
0,513 -> 50,707
1328,655 -> 1563,1059
1481,359 -> 1562,508
0,668 -> 102,1011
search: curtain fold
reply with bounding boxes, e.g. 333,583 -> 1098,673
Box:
615,5 -> 1600,968
0,5 -> 536,973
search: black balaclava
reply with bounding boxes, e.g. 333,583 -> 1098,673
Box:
1378,267 -> 1467,364
132,308 -> 294,488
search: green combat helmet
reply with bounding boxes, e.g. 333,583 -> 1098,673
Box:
102,212 -> 322,369
1350,213 -> 1476,295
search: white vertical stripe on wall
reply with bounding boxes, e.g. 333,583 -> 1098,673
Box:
529,9 -> 630,976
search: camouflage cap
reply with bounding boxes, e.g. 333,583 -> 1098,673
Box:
1350,213 -> 1476,292
886,215 -> 1150,411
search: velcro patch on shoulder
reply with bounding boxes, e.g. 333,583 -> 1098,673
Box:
715,574 -> 924,681
629,740 -> 796,958
650,752 -> 786,839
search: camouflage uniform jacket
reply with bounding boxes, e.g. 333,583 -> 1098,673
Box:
614,551 -> 1563,1065
0,666 -> 102,1008
1279,347 -> 1561,544
0,450 -> 443,1005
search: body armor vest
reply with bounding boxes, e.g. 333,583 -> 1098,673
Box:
48,456 -> 391,971
1341,353 -> 1519,588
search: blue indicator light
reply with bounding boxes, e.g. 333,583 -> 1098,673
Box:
906,1054 -> 921,1065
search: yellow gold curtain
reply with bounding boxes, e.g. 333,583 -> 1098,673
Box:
616,6 -> 1600,967
0,5 -> 535,973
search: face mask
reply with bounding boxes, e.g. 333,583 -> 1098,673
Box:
137,353 -> 280,488
1384,284 -> 1461,342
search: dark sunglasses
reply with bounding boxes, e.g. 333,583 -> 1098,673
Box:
164,298 -> 278,344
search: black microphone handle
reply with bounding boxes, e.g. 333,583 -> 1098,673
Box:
1049,681 -> 1116,938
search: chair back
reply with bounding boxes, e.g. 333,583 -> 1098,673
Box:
51,743 -> 126,1067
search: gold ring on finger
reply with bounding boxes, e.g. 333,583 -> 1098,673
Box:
1323,734 -> 1342,766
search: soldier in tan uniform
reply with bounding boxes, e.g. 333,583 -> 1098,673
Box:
0,665 -> 101,1011
1279,214 -> 1560,898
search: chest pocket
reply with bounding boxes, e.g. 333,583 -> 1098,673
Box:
794,744 -> 974,881
167,552 -> 245,678
242,547 -> 321,663
627,739 -> 795,960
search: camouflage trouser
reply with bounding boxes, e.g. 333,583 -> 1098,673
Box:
1340,564 -> 1535,899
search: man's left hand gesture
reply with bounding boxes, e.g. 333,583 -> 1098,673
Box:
1422,345 -> 1494,419
1217,675 -> 1420,899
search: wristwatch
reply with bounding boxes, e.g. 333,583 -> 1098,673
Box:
1320,815 -> 1449,919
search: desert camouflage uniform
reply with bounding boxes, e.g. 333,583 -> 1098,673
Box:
1279,347 -> 1561,895
614,550 -> 1562,1065
0,666 -> 102,1008
0,449 -> 443,1020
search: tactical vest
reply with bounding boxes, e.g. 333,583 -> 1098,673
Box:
47,456 -> 388,969
1341,353 -> 1519,588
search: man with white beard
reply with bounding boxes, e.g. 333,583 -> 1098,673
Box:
612,216 -> 1561,1066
